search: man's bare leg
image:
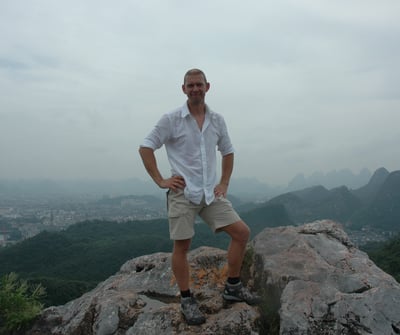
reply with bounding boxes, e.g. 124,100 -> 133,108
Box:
221,220 -> 261,305
172,239 -> 192,291
172,238 -> 206,325
221,220 -> 250,278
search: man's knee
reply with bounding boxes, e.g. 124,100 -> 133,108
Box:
237,221 -> 250,242
225,220 -> 250,243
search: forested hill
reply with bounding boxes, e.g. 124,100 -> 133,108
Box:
0,203 -> 293,281
350,170 -> 400,230
0,203 -> 293,307
0,219 -> 174,306
264,169 -> 400,232
362,234 -> 400,282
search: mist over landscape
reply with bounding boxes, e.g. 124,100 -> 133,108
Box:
1,1 -> 400,332
0,167 -> 375,199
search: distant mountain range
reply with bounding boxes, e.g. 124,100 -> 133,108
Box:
253,167 -> 400,232
0,167 -> 375,201
350,169 -> 400,231
286,168 -> 372,191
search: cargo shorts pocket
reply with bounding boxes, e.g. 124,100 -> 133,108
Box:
167,189 -> 196,240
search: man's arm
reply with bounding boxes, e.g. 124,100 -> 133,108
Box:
138,147 -> 185,191
214,153 -> 234,198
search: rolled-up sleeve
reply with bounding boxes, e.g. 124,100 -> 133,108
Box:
216,116 -> 235,156
140,114 -> 171,150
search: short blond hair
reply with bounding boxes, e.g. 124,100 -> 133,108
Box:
183,68 -> 208,84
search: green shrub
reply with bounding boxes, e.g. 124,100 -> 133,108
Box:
0,273 -> 45,334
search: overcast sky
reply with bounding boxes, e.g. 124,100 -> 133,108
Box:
1,0 -> 399,186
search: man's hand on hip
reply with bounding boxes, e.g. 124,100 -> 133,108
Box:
160,176 -> 186,192
214,183 -> 228,198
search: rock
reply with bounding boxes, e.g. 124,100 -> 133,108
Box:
252,220 -> 400,334
26,248 -> 260,335
25,220 -> 400,334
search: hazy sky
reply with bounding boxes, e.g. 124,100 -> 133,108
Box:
1,0 -> 399,186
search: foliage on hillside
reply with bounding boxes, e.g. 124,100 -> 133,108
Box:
0,219 -> 172,281
0,219 -> 173,306
241,203 -> 293,232
362,234 -> 400,282
0,219 -> 232,306
269,185 -> 363,224
0,273 -> 45,334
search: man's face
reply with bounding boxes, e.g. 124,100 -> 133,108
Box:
182,74 -> 210,105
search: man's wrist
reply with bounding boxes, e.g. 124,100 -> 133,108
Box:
154,177 -> 164,187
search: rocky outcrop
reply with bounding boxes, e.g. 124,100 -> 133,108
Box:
252,220 -> 400,334
26,220 -> 400,335
26,247 -> 259,335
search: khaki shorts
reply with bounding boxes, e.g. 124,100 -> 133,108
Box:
167,189 -> 241,240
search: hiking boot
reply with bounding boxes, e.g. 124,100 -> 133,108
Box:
223,282 -> 261,305
181,296 -> 206,325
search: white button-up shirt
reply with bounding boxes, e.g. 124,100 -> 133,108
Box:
141,103 -> 234,205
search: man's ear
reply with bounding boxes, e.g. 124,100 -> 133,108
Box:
205,82 -> 210,92
182,84 -> 186,94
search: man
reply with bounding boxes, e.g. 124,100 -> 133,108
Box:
139,69 -> 260,325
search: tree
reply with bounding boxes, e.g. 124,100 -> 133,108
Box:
0,273 -> 45,334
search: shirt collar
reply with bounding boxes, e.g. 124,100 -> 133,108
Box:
180,102 -> 210,118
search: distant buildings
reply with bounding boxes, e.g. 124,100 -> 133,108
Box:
0,195 -> 167,245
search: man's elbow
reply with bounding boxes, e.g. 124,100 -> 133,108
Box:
139,146 -> 153,157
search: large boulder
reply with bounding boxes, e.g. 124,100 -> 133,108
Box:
252,220 -> 400,334
25,220 -> 400,334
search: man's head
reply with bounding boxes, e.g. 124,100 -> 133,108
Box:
183,68 -> 208,85
182,68 -> 210,106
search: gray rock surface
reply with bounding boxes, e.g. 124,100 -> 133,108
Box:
26,220 -> 400,334
252,220 -> 400,334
